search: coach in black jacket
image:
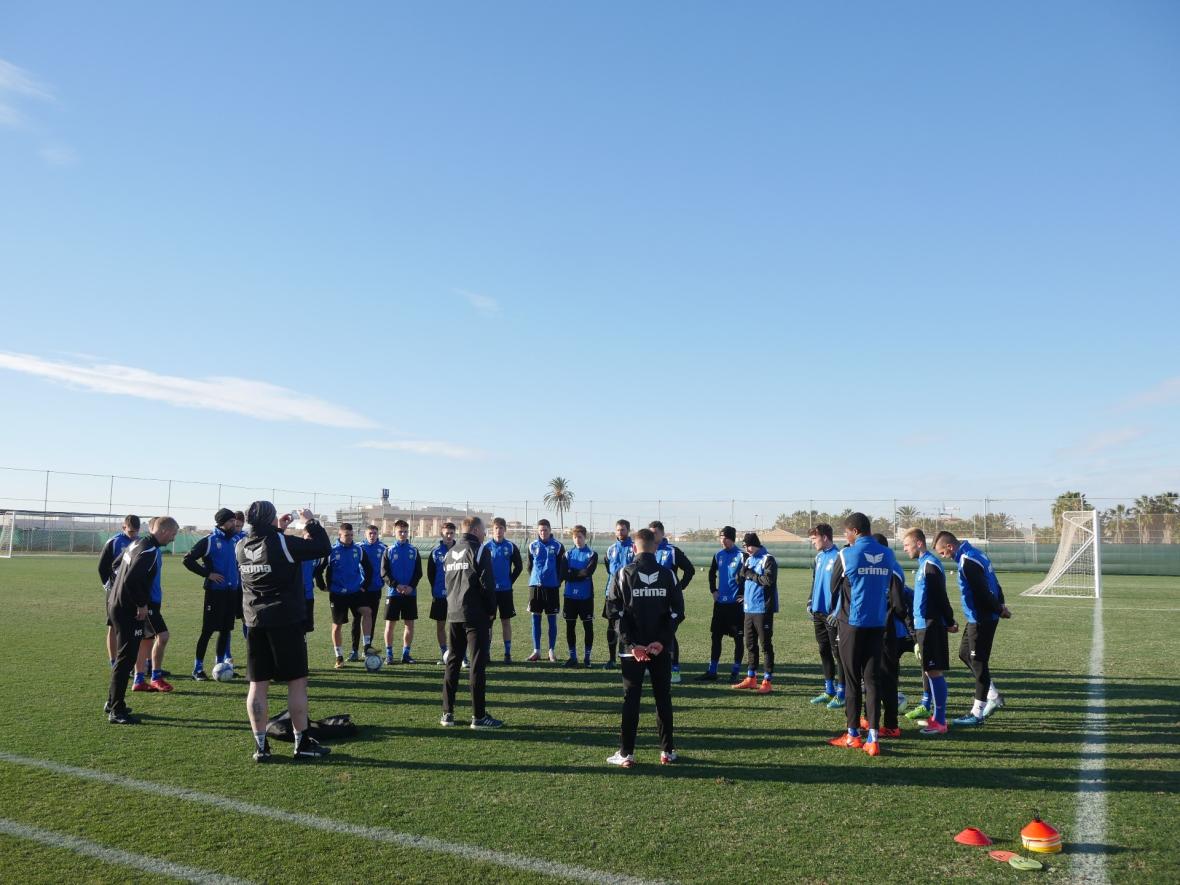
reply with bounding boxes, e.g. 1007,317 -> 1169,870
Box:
105,516 -> 178,724
237,501 -> 331,761
606,527 -> 685,766
441,516 -> 502,729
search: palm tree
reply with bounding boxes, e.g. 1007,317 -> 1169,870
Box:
1158,492 -> 1179,544
896,505 -> 921,528
1104,504 -> 1129,544
543,477 -> 575,533
1131,494 -> 1155,543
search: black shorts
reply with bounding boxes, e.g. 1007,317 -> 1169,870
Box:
494,592 -> 516,620
146,606 -> 168,635
916,625 -> 950,672
232,587 -> 244,620
329,592 -> 367,625
360,591 -> 381,614
303,597 -> 315,633
384,594 -> 419,621
710,601 -> 744,637
528,586 -> 560,615
601,597 -> 618,621
201,589 -> 237,633
246,623 -> 309,682
562,596 -> 594,621
429,597 -> 449,621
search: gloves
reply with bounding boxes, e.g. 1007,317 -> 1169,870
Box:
826,611 -> 839,629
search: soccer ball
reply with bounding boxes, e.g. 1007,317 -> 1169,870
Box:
364,652 -> 383,673
212,662 -> 235,682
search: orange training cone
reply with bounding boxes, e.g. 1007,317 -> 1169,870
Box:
954,827 -> 993,847
1021,816 -> 1063,854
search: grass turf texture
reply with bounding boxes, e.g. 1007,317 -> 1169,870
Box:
0,557 -> 1177,884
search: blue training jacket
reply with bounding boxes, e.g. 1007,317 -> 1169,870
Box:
604,537 -> 635,596
810,546 -> 840,614
528,536 -> 564,587
564,545 -> 596,600
385,541 -> 420,597
483,538 -> 518,592
742,547 -> 778,615
359,540 -> 387,592
430,542 -> 450,599
955,540 -> 1003,624
890,558 -> 912,639
713,546 -> 744,604
912,550 -> 947,630
327,542 -> 366,594
838,535 -> 897,628
205,527 -> 242,590
301,560 -> 318,599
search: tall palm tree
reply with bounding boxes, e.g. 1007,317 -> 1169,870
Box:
896,505 -> 921,528
543,477 -> 575,533
1158,492 -> 1179,544
1105,504 -> 1129,544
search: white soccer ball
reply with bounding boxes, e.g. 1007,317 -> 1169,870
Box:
212,662 -> 235,683
364,653 -> 383,673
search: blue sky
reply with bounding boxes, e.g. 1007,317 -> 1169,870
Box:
1,2 -> 1178,529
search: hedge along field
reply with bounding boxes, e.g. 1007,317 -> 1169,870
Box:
0,555 -> 1177,883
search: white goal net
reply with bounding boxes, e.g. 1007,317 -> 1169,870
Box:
0,511 -> 13,559
1022,510 -> 1102,598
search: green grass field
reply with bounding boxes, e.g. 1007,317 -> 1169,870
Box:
0,557 -> 1177,883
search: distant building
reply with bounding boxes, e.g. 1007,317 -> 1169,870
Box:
334,492 -> 492,538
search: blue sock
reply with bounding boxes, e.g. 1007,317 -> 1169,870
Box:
921,691 -> 932,708
194,658 -> 203,672
569,647 -> 577,660
385,645 -> 393,656
672,664 -> 680,673
848,727 -> 860,737
763,671 -> 772,682
546,614 -> 558,651
226,637 -> 232,658
868,728 -> 878,743
747,668 -> 756,678
440,643 -> 447,656
836,683 -> 845,701
151,668 -> 162,681
584,647 -> 592,662
402,645 -> 411,657
932,676 -> 948,725
134,672 -> 145,684
504,640 -> 512,656
824,679 -> 835,695
731,664 -> 741,676
708,660 -> 718,675
532,615 -> 542,650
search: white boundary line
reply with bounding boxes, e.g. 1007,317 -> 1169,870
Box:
1072,598 -> 1109,884
0,817 -> 251,885
0,752 -> 664,885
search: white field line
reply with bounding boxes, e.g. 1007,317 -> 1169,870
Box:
1072,598 -> 1109,884
0,752 -> 665,885
0,817 -> 251,885
1015,603 -> 1180,613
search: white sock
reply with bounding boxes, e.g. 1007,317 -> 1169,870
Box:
254,731 -> 267,750
363,635 -> 371,647
293,728 -> 303,745
972,699 -> 985,717
987,682 -> 1000,701
333,645 -> 343,657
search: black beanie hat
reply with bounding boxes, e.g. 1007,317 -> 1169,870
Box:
214,507 -> 235,526
720,525 -> 737,541
742,532 -> 761,548
247,500 -> 277,530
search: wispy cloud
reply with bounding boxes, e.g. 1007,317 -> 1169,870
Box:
456,289 -> 500,315
0,351 -> 377,429
1057,427 -> 1148,458
1120,377 -> 1180,411
39,144 -> 77,166
355,439 -> 487,461
0,58 -> 53,130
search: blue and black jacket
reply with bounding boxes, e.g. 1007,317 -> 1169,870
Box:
564,544 -> 598,600
604,537 -> 635,597
381,540 -> 423,597
739,547 -> 778,615
317,541 -> 370,594
98,532 -> 136,589
426,540 -> 453,600
810,545 -> 840,614
359,539 -> 387,592
528,536 -> 567,588
182,526 -> 243,591
954,540 -> 1004,624
655,539 -> 696,593
709,546 -> 744,604
912,550 -> 955,631
483,538 -> 524,592
830,535 -> 898,628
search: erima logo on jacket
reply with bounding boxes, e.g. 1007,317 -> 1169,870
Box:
445,548 -> 470,572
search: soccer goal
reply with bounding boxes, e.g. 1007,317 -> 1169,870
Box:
0,511 -> 14,559
1022,510 -> 1102,599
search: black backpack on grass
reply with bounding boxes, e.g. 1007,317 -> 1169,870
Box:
265,709 -> 358,742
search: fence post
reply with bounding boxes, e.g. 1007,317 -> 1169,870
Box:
892,498 -> 897,536
983,497 -> 989,542
217,484 -> 222,508
731,499 -> 735,526
42,470 -> 49,533
107,475 -> 114,517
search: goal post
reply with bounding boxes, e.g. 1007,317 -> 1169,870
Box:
1022,510 -> 1102,599
0,511 -> 14,559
